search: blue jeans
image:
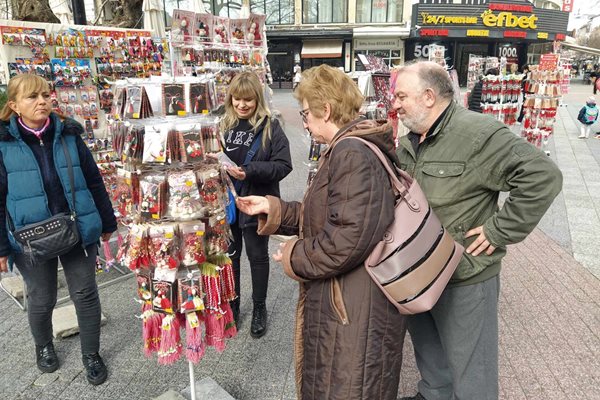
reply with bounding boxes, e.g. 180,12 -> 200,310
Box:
14,244 -> 101,355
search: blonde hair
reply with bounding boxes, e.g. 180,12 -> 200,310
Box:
220,71 -> 271,146
0,74 -> 51,121
294,65 -> 364,127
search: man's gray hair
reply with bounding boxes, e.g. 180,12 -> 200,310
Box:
403,61 -> 455,100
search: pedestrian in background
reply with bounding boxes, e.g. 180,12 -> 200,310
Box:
393,62 -> 562,400
577,96 -> 599,139
236,64 -> 407,400
0,74 -> 117,385
292,63 -> 302,91
517,64 -> 530,124
219,71 -> 292,338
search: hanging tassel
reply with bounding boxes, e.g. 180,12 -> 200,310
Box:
157,314 -> 182,365
204,311 -> 225,352
185,312 -> 205,364
218,256 -> 237,302
141,302 -> 163,357
117,232 -> 124,249
221,300 -> 237,339
102,240 -> 115,272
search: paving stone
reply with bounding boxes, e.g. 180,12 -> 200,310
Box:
153,389 -> 186,400
32,372 -> 59,386
0,275 -> 24,298
181,377 -> 235,400
52,304 -> 107,339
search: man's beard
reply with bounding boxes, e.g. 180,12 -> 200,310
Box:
400,104 -> 429,134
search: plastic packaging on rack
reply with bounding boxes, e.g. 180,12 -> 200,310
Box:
139,172 -> 167,220
167,170 -> 204,220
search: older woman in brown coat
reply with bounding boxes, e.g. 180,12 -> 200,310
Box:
236,65 -> 407,400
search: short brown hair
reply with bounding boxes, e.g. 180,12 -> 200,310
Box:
0,74 -> 50,121
294,65 -> 364,127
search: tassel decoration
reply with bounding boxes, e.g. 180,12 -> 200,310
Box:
185,312 -> 205,363
204,311 -> 225,352
157,314 -> 182,365
221,300 -> 237,339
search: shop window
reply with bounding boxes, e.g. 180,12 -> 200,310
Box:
202,0 -> 242,17
252,0 -> 295,24
166,0 -> 242,17
303,0 -> 348,23
356,0 -> 403,23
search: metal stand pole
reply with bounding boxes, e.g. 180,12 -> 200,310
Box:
188,361 -> 197,400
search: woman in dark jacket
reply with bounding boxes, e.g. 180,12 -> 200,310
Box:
219,71 -> 292,337
236,65 -> 406,400
0,74 -> 117,385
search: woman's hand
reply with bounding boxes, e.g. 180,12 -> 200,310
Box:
236,196 -> 269,215
0,256 -> 8,273
101,232 -> 113,242
227,166 -> 246,181
273,242 -> 286,263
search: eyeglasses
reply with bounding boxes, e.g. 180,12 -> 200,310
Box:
299,108 -> 310,123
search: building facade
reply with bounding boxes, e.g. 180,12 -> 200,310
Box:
407,0 -> 569,85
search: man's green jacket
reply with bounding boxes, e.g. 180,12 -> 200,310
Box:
396,101 -> 563,286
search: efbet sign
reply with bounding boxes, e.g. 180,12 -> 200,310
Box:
481,10 -> 538,29
420,10 -> 538,30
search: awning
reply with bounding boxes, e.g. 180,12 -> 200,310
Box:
560,42 -> 600,57
301,40 -> 343,59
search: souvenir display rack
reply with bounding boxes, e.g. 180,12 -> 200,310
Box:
168,10 -> 267,82
519,60 -> 563,153
354,55 -> 393,125
0,20 -> 169,139
109,110 -> 239,368
479,73 -> 523,126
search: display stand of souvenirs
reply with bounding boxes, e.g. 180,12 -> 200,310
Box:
109,109 -> 238,366
520,54 -> 565,153
101,12 -> 272,384
465,54 -> 522,126
0,21 -> 169,139
465,56 -> 501,106
353,55 -> 394,125
478,73 -> 523,126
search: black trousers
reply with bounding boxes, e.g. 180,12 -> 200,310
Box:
227,222 -> 270,304
14,244 -> 101,355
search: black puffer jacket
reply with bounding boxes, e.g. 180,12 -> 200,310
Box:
468,79 -> 483,113
229,117 -> 292,229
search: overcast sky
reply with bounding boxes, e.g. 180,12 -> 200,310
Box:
569,0 -> 600,30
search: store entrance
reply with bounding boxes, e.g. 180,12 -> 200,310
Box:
457,43 -> 489,86
267,53 -> 294,89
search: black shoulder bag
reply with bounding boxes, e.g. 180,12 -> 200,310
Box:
9,136 -> 81,260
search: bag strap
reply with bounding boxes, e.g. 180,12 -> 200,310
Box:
6,136 -> 76,232
243,131 -> 263,166
341,137 -> 420,211
60,135 -> 77,217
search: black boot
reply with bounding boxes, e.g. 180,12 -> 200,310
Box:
35,342 -> 59,373
250,301 -> 267,338
82,353 -> 108,385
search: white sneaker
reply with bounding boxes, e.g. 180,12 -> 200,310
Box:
578,135 -> 586,138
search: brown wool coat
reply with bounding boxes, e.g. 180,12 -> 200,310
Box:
258,119 -> 407,400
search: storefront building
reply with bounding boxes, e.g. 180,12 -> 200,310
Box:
406,0 -> 569,86
259,0 -> 412,88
